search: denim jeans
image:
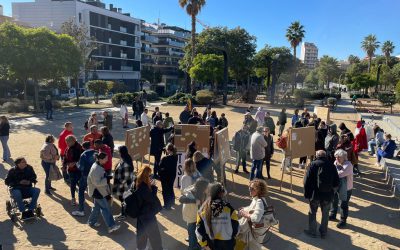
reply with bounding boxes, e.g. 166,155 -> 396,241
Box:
330,190 -> 352,221
78,176 -> 88,212
10,187 -> 41,212
41,161 -> 52,193
368,140 -> 376,153
377,149 -> 386,163
250,159 -> 263,180
263,157 -> 271,177
69,171 -> 81,199
236,151 -> 247,170
0,135 -> 11,161
46,109 -> 53,119
187,222 -> 200,250
308,199 -> 331,235
88,197 -> 116,228
137,216 -> 163,250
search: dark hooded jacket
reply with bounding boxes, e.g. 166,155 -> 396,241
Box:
338,122 -> 354,141
325,124 -> 339,160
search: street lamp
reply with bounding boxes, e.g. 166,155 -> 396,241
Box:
270,54 -> 280,105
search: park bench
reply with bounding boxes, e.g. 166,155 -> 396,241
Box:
380,156 -> 400,199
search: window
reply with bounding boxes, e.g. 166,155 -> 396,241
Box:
79,13 -> 82,23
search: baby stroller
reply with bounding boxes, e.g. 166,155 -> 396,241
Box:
5,185 -> 43,222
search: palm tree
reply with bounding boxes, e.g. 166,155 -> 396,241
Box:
347,54 -> 360,64
286,21 -> 305,93
179,0 -> 206,95
361,34 -> 380,73
381,40 -> 395,66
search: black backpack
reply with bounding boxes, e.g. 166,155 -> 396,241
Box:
124,188 -> 141,218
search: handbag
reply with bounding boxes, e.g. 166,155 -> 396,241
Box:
49,164 -> 63,181
250,198 -> 279,244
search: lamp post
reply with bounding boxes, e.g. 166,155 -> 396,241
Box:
270,54 -> 280,105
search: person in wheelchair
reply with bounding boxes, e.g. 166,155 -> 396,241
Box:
5,157 -> 41,220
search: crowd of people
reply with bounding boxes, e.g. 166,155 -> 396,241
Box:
2,100 -> 398,249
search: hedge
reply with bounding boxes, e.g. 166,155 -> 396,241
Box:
195,90 -> 215,105
111,91 -> 159,106
167,92 -> 194,105
1,100 -> 30,113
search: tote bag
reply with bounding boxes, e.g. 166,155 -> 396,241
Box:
49,164 -> 63,181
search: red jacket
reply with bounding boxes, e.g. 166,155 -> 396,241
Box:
58,129 -> 73,157
353,121 -> 368,153
99,144 -> 112,171
83,132 -> 102,149
63,142 -> 83,173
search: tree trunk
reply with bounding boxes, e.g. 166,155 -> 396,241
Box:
34,78 -> 40,111
270,60 -> 278,105
190,14 -> 196,96
95,94 -> 99,104
292,46 -> 297,94
23,78 -> 28,100
368,56 -> 372,73
266,65 -> 271,100
222,50 -> 228,105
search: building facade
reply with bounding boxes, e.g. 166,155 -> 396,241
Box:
12,0 -> 141,90
141,21 -> 190,95
300,42 -> 318,69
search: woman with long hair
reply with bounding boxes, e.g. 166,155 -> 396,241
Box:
136,165 -> 163,250
112,146 -> 134,220
87,152 -> 120,233
196,182 -> 239,250
39,135 -> 59,195
100,126 -> 115,154
158,143 -> 178,210
0,116 -> 11,162
181,158 -> 201,191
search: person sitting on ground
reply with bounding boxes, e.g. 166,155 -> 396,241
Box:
368,125 -> 384,155
238,179 -> 269,250
99,111 -> 113,131
329,149 -> 354,229
64,135 -> 84,206
376,134 -> 397,165
83,125 -> 102,149
179,177 -> 209,250
112,146 -> 135,220
232,125 -> 250,174
158,143 -> 178,210
186,141 -> 197,159
218,113 -> 229,128
180,158 -> 202,191
5,157 -> 41,220
196,182 -> 239,249
193,151 -> 215,183
87,152 -> 120,233
263,112 -> 276,135
72,141 -> 95,217
93,139 -> 112,175
304,150 -> 339,238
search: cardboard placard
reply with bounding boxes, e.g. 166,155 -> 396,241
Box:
173,124 -> 210,155
314,106 -> 330,124
125,126 -> 150,160
288,126 -> 315,159
214,128 -> 231,165
174,152 -> 186,188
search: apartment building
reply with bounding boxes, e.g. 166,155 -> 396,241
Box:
300,42 -> 318,69
12,0 -> 141,91
141,21 -> 190,95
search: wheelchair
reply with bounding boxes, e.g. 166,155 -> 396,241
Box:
5,185 -> 43,222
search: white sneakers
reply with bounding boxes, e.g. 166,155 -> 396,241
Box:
71,210 -> 85,217
108,224 -> 121,233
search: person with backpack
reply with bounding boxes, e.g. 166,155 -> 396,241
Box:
304,150 -> 339,238
158,143 -> 178,210
179,177 -> 209,250
135,165 -> 163,250
232,125 -> 250,174
87,152 -> 120,233
112,146 -> 135,220
196,182 -> 239,250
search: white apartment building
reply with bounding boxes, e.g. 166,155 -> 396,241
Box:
12,0 -> 142,91
300,42 -> 318,69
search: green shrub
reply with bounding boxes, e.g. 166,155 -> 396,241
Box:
293,89 -> 311,99
327,97 -> 337,106
111,92 -> 139,106
167,92 -> 194,105
195,90 -> 215,105
1,101 -> 30,113
69,97 -> 93,105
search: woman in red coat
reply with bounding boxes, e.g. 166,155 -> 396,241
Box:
352,121 -> 367,176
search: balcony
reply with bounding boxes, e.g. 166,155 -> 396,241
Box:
157,40 -> 185,47
120,40 -> 127,46
142,35 -> 159,43
121,66 -> 133,71
120,53 -> 128,59
120,26 -> 127,33
141,47 -> 158,54
142,58 -> 155,64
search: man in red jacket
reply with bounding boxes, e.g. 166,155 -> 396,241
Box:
58,122 -> 73,183
94,139 -> 112,174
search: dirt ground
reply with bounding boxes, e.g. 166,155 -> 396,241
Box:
0,96 -> 399,250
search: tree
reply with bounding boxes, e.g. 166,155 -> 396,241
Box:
286,21 -> 305,93
392,63 -> 400,81
304,68 -> 320,87
106,81 -> 128,94
348,55 -> 360,64
382,40 -> 395,66
179,0 -> 206,95
379,64 -> 396,90
86,80 -> 108,104
350,74 -> 376,94
361,34 -> 380,73
61,19 -> 99,107
189,53 -> 223,91
378,93 -> 396,114
317,55 -> 340,89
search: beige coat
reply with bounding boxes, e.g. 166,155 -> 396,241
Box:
40,143 -> 59,163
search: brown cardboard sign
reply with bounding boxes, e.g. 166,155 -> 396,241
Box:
125,126 -> 150,160
288,126 -> 315,159
314,106 -> 330,124
214,127 -> 231,165
173,124 -> 210,155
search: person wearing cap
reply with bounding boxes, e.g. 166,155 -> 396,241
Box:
250,127 -> 268,180
150,120 -> 174,179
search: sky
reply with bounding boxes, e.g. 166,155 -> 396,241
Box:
2,0 -> 400,60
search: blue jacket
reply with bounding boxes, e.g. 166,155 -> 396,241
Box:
79,149 -> 96,177
291,114 -> 300,127
382,140 -> 397,158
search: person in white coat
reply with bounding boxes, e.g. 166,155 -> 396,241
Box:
238,179 -> 268,250
140,108 -> 150,126
120,103 -> 128,128
255,107 -> 266,126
